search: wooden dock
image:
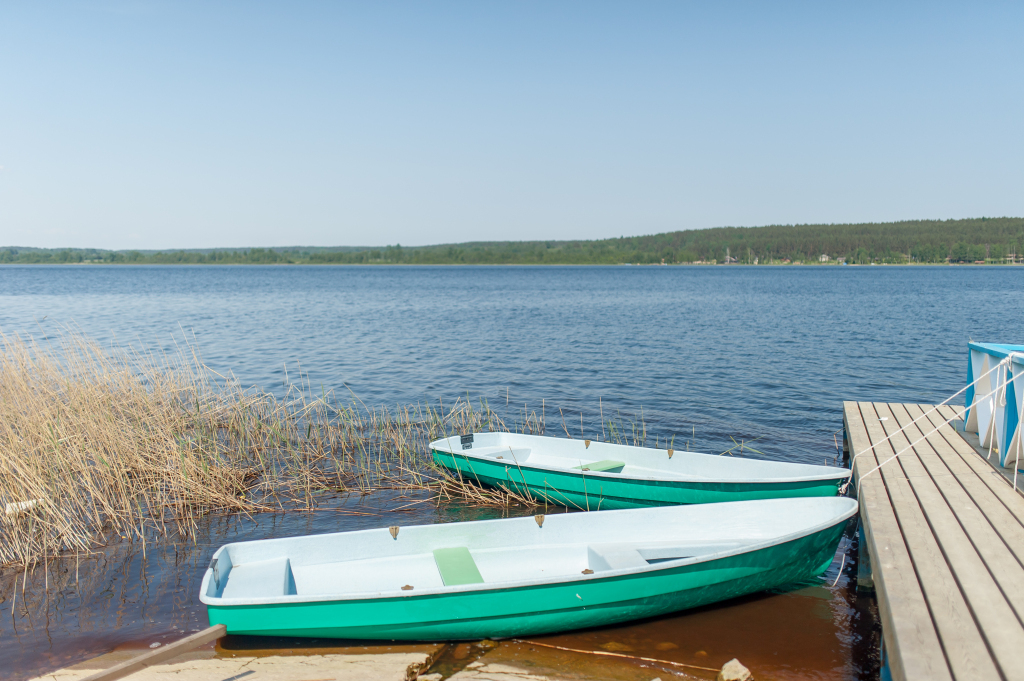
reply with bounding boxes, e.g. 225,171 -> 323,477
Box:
843,401 -> 1024,681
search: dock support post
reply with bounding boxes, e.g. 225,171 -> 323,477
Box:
856,522 -> 874,592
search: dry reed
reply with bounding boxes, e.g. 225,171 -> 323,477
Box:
0,331 -> 544,569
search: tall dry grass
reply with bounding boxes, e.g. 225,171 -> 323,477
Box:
0,332 -> 544,568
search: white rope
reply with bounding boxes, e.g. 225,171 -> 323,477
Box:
847,355 -> 1002,473
847,353 -> 1024,492
846,354 -> 1012,474
831,553 -> 847,588
854,374 -> 1015,489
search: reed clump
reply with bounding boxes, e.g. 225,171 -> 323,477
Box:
0,332 -> 542,568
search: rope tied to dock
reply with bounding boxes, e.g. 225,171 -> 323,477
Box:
845,352 -> 1024,493
511,638 -> 720,672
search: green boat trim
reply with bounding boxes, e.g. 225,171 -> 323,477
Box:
202,498 -> 858,639
432,447 -> 846,510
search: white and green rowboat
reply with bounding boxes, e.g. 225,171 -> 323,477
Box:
201,497 -> 857,640
430,433 -> 850,509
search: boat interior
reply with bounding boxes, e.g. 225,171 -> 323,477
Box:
212,539 -> 751,601
203,498 -> 858,604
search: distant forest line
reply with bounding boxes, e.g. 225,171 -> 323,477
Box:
4,218 -> 1024,266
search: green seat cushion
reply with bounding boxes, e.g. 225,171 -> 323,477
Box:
433,547 -> 484,586
573,460 -> 626,473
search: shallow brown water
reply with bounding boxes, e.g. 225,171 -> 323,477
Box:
395,523 -> 879,681
525,575 -> 878,681
0,501 -> 877,681
215,532 -> 879,681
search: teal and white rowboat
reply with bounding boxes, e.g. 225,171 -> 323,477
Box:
201,497 -> 857,640
430,433 -> 850,509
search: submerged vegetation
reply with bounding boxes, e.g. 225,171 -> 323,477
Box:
3,217 -> 1024,266
0,332 -> 553,568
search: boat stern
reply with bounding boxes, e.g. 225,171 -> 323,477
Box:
199,546 -> 232,604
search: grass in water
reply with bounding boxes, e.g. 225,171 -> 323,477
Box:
0,332 -> 544,569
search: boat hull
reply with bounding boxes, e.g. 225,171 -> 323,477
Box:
206,516 -> 847,640
432,449 -> 844,509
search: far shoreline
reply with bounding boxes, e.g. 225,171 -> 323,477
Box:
0,261 -> 1020,267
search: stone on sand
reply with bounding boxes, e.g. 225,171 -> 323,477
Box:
717,657 -> 753,681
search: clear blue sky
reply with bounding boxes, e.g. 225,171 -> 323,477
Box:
1,2 -> 1022,249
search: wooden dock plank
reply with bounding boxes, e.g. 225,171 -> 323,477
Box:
937,404 -> 964,422
899,404 -> 1024,569
890,404 -> 1024,631
859,403 -> 997,681
886,477 -> 996,681
917,405 -> 1024,525
873,404 -> 1024,678
844,402 -> 952,681
846,399 -> 1024,681
870,404 -> 1008,679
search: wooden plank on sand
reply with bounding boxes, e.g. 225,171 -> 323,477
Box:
80,625 -> 227,681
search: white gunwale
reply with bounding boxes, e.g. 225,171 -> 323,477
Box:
430,432 -> 851,485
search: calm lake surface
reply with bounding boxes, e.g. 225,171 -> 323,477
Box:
2,264 -> 1022,680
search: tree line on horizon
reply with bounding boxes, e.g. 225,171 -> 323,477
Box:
3,217 -> 1023,266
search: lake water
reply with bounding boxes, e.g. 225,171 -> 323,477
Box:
2,264 -> 1022,679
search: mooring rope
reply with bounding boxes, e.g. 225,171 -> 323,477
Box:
850,373 -> 1011,491
832,553 -> 847,588
511,638 -> 720,672
844,352 -> 1023,493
